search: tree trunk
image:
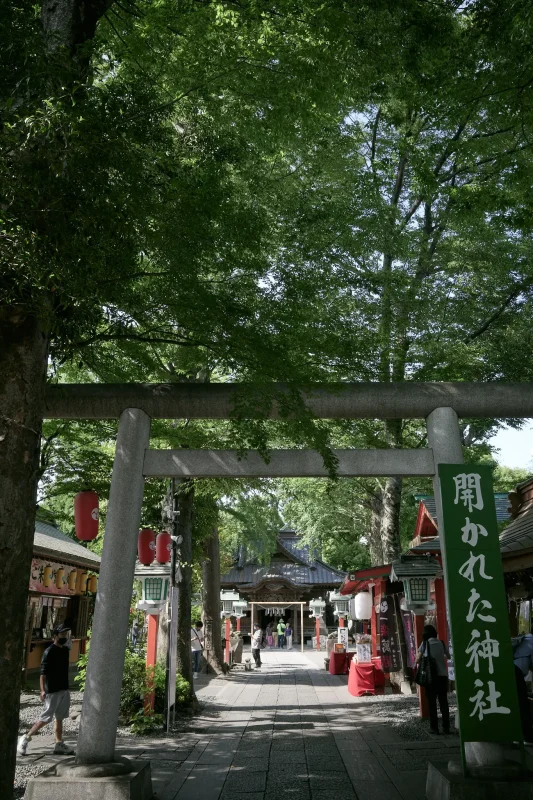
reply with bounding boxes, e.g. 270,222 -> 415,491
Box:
201,527 -> 226,675
0,310 -> 49,799
368,490 -> 384,566
176,480 -> 195,694
381,476 -> 403,562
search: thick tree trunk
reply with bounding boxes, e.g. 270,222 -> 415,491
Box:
380,476 -> 403,562
0,311 -> 49,799
176,480 -> 195,694
368,491 -> 384,566
201,527 -> 226,675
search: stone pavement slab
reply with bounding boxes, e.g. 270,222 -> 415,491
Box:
18,649 -> 446,800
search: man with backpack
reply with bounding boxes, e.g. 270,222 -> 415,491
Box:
416,624 -> 451,735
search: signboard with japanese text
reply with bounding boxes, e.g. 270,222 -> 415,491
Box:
400,606 -> 417,669
379,596 -> 402,672
439,464 -> 521,743
338,627 -> 349,649
29,558 -> 77,596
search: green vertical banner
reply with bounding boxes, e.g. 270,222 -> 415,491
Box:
438,464 -> 522,743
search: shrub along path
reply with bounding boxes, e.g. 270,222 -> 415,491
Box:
16,650 -> 462,799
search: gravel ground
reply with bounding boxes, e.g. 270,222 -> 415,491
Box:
361,690 -> 459,740
15,688 -> 214,795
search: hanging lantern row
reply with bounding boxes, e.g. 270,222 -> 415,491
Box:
41,565 -> 97,594
74,491 -> 99,542
137,529 -> 172,566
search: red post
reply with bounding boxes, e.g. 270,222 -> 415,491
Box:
435,578 -> 448,647
315,617 -> 321,650
236,617 -> 241,632
414,614 -> 429,719
339,617 -> 345,628
144,614 -> 159,713
225,617 -> 231,664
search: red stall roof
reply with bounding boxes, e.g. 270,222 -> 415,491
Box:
340,564 -> 391,595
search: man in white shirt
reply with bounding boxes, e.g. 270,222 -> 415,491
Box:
251,624 -> 263,668
191,621 -> 204,677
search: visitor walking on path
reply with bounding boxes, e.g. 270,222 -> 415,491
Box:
285,622 -> 293,650
17,625 -> 75,756
131,619 -> 141,649
266,622 -> 274,648
416,624 -> 450,735
277,618 -> 286,649
191,620 -> 204,677
251,623 -> 263,668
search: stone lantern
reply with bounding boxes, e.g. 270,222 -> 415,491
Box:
328,590 -> 350,618
220,589 -> 241,618
308,596 -> 326,618
308,597 -> 326,652
390,555 -> 441,615
232,597 -> 248,618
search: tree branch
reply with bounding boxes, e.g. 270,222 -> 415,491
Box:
463,284 -> 528,343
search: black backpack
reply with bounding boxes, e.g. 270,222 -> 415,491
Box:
415,641 -> 440,687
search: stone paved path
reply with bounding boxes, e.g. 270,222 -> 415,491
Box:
19,650 -> 463,799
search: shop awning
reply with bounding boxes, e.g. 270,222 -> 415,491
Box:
340,564 -> 391,595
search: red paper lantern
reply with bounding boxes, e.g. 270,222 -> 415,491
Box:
138,528 -> 156,565
74,491 -> 99,541
156,531 -> 172,564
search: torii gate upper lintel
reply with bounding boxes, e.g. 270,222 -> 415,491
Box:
44,380 -> 533,420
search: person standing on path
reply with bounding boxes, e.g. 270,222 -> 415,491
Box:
266,622 -> 274,648
285,622 -> 293,650
277,618 -> 286,649
251,623 -> 263,668
131,619 -> 141,649
17,625 -> 75,756
191,620 -> 204,677
416,624 -> 450,735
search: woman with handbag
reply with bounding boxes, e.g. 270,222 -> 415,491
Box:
416,624 -> 451,735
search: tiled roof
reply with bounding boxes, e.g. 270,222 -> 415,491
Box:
34,521 -> 101,569
221,531 -> 345,588
391,556 -> 441,582
499,507 -> 533,555
416,493 -> 511,524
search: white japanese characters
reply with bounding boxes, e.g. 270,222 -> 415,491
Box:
454,473 -> 484,513
466,587 -> 496,624
453,471 -> 511,724
469,680 -> 511,722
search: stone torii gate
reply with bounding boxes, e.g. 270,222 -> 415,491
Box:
33,382 -> 533,797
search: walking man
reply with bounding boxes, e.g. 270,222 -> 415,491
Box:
17,624 -> 75,756
251,623 -> 263,668
277,618 -> 286,649
191,620 -> 204,677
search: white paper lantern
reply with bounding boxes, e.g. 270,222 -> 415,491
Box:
354,592 -> 372,620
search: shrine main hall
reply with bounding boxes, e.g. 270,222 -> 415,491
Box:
220,530 -> 346,643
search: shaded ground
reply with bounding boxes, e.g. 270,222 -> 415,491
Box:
16,650 -> 463,799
